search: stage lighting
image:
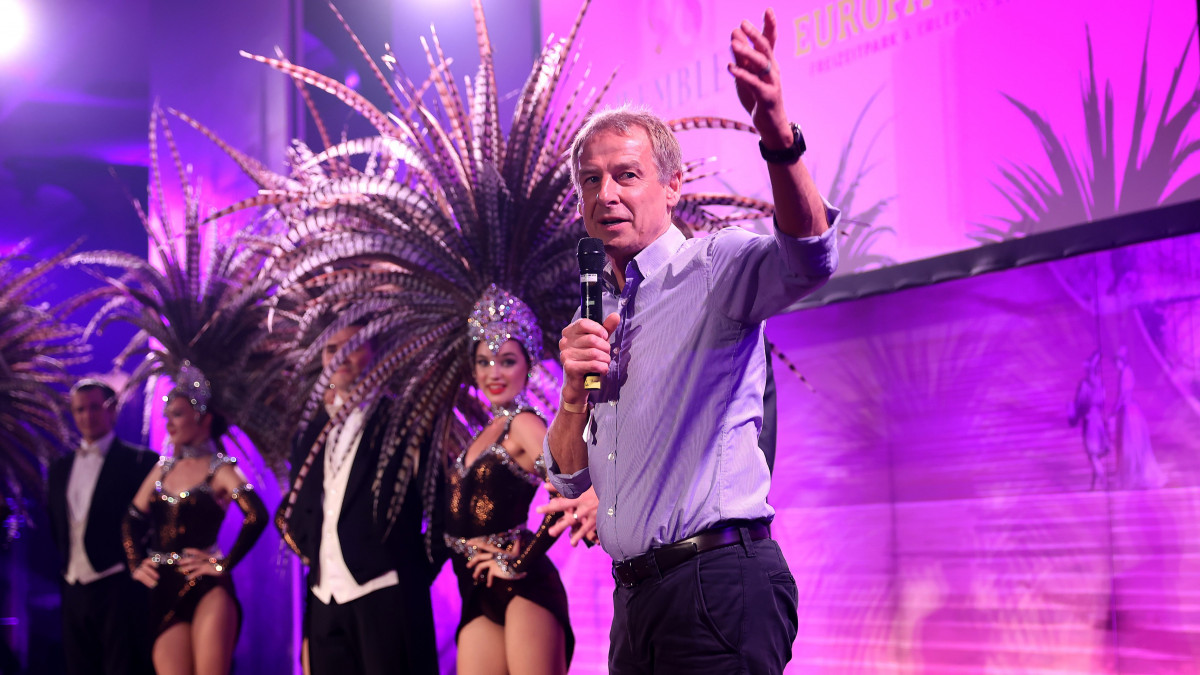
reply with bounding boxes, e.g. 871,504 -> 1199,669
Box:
0,0 -> 29,60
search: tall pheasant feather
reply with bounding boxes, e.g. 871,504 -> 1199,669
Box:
65,106 -> 299,473
0,242 -> 89,535
185,0 -> 779,543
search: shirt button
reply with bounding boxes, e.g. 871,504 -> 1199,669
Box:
607,452 -> 615,461
607,507 -> 615,517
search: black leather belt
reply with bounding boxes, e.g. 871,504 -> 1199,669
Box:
612,520 -> 770,589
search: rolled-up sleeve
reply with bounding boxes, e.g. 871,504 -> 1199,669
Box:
543,435 -> 591,498
711,202 -> 840,324
775,206 -> 839,280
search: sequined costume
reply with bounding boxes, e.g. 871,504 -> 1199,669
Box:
444,403 -> 573,664
122,452 -> 267,637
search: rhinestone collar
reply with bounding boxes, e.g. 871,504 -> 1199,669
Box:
489,393 -> 532,420
173,438 -> 217,460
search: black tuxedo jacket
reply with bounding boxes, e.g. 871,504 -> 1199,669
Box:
47,438 -> 159,576
278,399 -> 435,589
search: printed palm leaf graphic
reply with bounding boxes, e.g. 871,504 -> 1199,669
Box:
173,0 -> 782,540
0,242 -> 89,534
694,89 -> 893,274
974,23 -> 1200,245
64,106 -> 299,473
821,87 -> 895,274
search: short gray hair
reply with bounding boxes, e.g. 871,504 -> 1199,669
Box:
568,104 -> 682,195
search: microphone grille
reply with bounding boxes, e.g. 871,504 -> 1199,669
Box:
577,237 -> 605,273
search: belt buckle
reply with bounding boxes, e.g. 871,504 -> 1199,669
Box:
613,562 -> 639,588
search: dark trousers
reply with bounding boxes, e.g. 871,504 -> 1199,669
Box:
610,537 -> 799,675
61,573 -> 153,675
307,582 -> 439,675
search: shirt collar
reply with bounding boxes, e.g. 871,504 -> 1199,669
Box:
325,394 -> 370,421
602,226 -> 687,292
79,432 -> 115,457
324,394 -> 346,420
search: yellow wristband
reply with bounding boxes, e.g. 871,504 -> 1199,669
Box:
559,397 -> 589,414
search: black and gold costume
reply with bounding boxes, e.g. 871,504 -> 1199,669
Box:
444,405 -> 573,665
122,452 -> 267,637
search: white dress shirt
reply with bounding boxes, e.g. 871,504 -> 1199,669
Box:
64,432 -> 125,584
310,401 -> 399,604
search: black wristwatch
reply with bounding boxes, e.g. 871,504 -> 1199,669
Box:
758,122 -> 806,165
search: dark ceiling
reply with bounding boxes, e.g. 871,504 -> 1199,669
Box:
0,0 -> 150,165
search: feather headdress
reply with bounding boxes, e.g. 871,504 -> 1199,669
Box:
66,107 -> 298,473
175,0 -> 778,542
0,242 -> 89,535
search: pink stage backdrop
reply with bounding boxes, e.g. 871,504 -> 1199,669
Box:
481,3 -> 1200,672
760,230 -> 1200,672
541,0 -> 1200,273
477,220 -> 1200,675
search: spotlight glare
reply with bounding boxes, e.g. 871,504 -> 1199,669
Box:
0,0 -> 29,60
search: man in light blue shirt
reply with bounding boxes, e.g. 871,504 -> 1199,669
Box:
544,8 -> 838,674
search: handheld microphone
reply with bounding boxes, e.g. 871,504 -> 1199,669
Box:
577,237 -> 606,391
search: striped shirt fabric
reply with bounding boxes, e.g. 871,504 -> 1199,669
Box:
547,212 -> 839,560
